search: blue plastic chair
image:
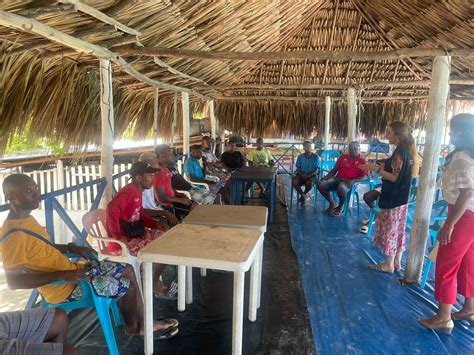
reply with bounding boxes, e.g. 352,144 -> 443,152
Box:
41,279 -> 122,355
420,200 -> 448,288
365,184 -> 383,239
320,150 -> 341,162
289,174 -> 318,209
319,160 -> 336,180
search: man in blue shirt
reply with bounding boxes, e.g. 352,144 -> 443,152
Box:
184,146 -> 230,204
293,141 -> 321,206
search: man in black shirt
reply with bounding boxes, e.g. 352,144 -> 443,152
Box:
220,142 -> 244,170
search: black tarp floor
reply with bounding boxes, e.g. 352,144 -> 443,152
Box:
67,200 -> 315,354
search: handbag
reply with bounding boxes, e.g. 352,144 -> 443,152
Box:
119,219 -> 145,238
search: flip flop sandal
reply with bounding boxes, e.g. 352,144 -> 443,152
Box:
155,326 -> 179,340
324,207 -> 335,214
359,225 -> 369,234
362,219 -> 370,225
368,263 -> 393,274
156,318 -> 179,328
329,209 -> 343,217
154,285 -> 178,300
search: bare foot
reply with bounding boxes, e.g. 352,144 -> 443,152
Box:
127,320 -> 176,336
153,280 -> 169,295
420,314 -> 452,325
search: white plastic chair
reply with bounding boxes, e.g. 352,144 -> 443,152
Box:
82,209 -> 143,295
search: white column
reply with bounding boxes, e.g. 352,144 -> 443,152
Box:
324,96 -> 331,150
181,92 -> 190,156
153,88 -> 159,146
142,261 -> 153,355
171,91 -> 177,146
347,88 -> 357,143
404,56 -> 451,283
209,100 -> 216,140
99,59 -> 114,205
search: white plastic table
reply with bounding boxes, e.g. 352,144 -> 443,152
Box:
138,224 -> 264,355
182,205 -> 267,306
182,205 -> 268,232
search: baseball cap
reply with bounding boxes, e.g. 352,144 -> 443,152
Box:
129,161 -> 159,178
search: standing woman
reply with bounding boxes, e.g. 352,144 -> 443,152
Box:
420,113 -> 474,333
361,121 -> 417,273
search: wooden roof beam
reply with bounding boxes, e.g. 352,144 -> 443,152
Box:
117,47 -> 474,61
0,10 -> 209,100
216,95 -> 472,102
349,0 -> 429,80
197,79 -> 474,91
58,0 -> 140,37
322,0 -> 339,85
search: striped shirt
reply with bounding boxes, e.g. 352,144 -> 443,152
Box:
441,150 -> 474,211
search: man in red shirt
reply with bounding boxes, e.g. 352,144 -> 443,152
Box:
153,145 -> 196,218
317,142 -> 368,216
106,161 -> 173,297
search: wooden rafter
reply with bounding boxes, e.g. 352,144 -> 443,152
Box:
115,46 -> 474,61
58,0 -> 140,36
369,39 -> 383,82
322,0 -> 339,85
344,15 -> 363,84
349,0 -> 430,80
0,10 -> 208,100
300,16 -> 317,84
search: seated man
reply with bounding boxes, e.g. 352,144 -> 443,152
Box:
1,174 -> 178,339
138,152 -> 179,224
220,141 -> 244,171
247,137 -> 274,196
0,308 -> 76,354
201,136 -> 231,186
317,141 -> 368,217
154,144 -> 196,218
201,136 -> 222,170
248,137 -> 274,168
142,151 -> 218,205
106,161 -> 175,298
184,146 -> 229,204
293,141 -> 321,206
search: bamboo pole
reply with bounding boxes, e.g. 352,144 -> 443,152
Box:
153,88 -> 159,146
171,92 -> 177,146
99,59 -> 115,205
404,56 -> 451,283
58,0 -> 140,36
324,96 -> 331,150
209,100 -> 216,140
347,88 -> 357,142
116,46 -> 474,61
181,92 -> 190,156
0,10 -> 208,100
201,80 -> 474,91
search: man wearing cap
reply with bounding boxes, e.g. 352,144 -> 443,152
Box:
138,152 -> 179,225
317,142 -> 368,216
154,144 -> 196,218
106,161 -> 175,298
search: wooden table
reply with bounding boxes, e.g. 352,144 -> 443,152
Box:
138,224 -> 264,355
182,205 -> 268,307
230,166 -> 277,222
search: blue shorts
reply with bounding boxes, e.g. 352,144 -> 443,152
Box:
319,178 -> 350,194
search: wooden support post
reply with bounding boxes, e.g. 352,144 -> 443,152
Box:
181,92 -> 190,156
171,92 -> 177,146
347,88 -> 357,142
209,100 -> 216,140
99,59 -> 114,205
404,56 -> 451,283
324,96 -> 331,150
153,88 -> 159,146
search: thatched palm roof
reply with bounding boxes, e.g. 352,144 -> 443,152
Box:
0,0 -> 473,148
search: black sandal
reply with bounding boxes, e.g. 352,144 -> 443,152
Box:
155,326 -> 179,340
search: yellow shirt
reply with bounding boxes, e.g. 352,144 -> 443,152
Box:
0,216 -> 84,304
248,148 -> 273,167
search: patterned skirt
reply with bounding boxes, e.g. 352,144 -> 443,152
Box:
127,228 -> 164,256
373,204 -> 408,257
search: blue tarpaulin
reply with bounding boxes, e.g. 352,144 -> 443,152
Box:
285,182 -> 473,354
